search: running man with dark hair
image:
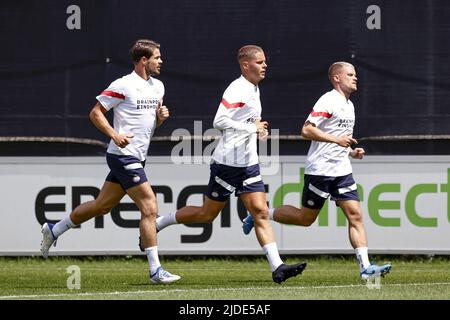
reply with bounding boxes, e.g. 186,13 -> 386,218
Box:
40,39 -> 180,284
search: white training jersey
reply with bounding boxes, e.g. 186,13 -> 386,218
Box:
96,71 -> 164,161
212,75 -> 261,167
304,89 -> 355,177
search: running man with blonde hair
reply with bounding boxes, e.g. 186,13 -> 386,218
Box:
155,45 -> 307,284
242,61 -> 391,281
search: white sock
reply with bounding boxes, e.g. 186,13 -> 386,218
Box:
262,242 -> 283,271
156,212 -> 178,231
268,208 -> 275,221
355,247 -> 371,272
51,216 -> 77,238
145,246 -> 161,275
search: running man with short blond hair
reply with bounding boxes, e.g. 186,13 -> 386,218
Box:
242,61 -> 391,281
155,45 -> 307,284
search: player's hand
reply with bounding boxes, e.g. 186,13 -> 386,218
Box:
255,118 -> 269,140
350,147 -> 365,159
336,134 -> 357,148
112,133 -> 134,148
157,105 -> 170,122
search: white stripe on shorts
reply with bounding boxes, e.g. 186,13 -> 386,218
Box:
123,163 -> 143,170
308,183 -> 330,198
338,183 -> 357,194
215,176 -> 236,192
243,175 -> 262,186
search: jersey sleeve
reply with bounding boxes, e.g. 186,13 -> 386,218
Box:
96,79 -> 126,111
213,84 -> 256,133
305,94 -> 333,127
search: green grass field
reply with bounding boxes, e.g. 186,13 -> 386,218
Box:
0,255 -> 449,300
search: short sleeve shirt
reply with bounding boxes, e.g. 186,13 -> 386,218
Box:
304,89 -> 355,176
96,71 -> 164,161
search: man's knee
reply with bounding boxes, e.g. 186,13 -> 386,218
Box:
346,209 -> 363,225
195,208 -> 219,223
201,213 -> 216,223
140,203 -> 158,219
250,207 -> 269,222
95,202 -> 114,215
302,215 -> 318,226
296,207 -> 320,226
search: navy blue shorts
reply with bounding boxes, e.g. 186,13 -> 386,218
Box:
105,153 -> 147,190
207,162 -> 265,202
302,173 -> 359,209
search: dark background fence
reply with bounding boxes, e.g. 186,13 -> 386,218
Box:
1,0 -> 449,155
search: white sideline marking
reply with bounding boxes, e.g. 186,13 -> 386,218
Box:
1,282 -> 450,300
0,267 -> 447,272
